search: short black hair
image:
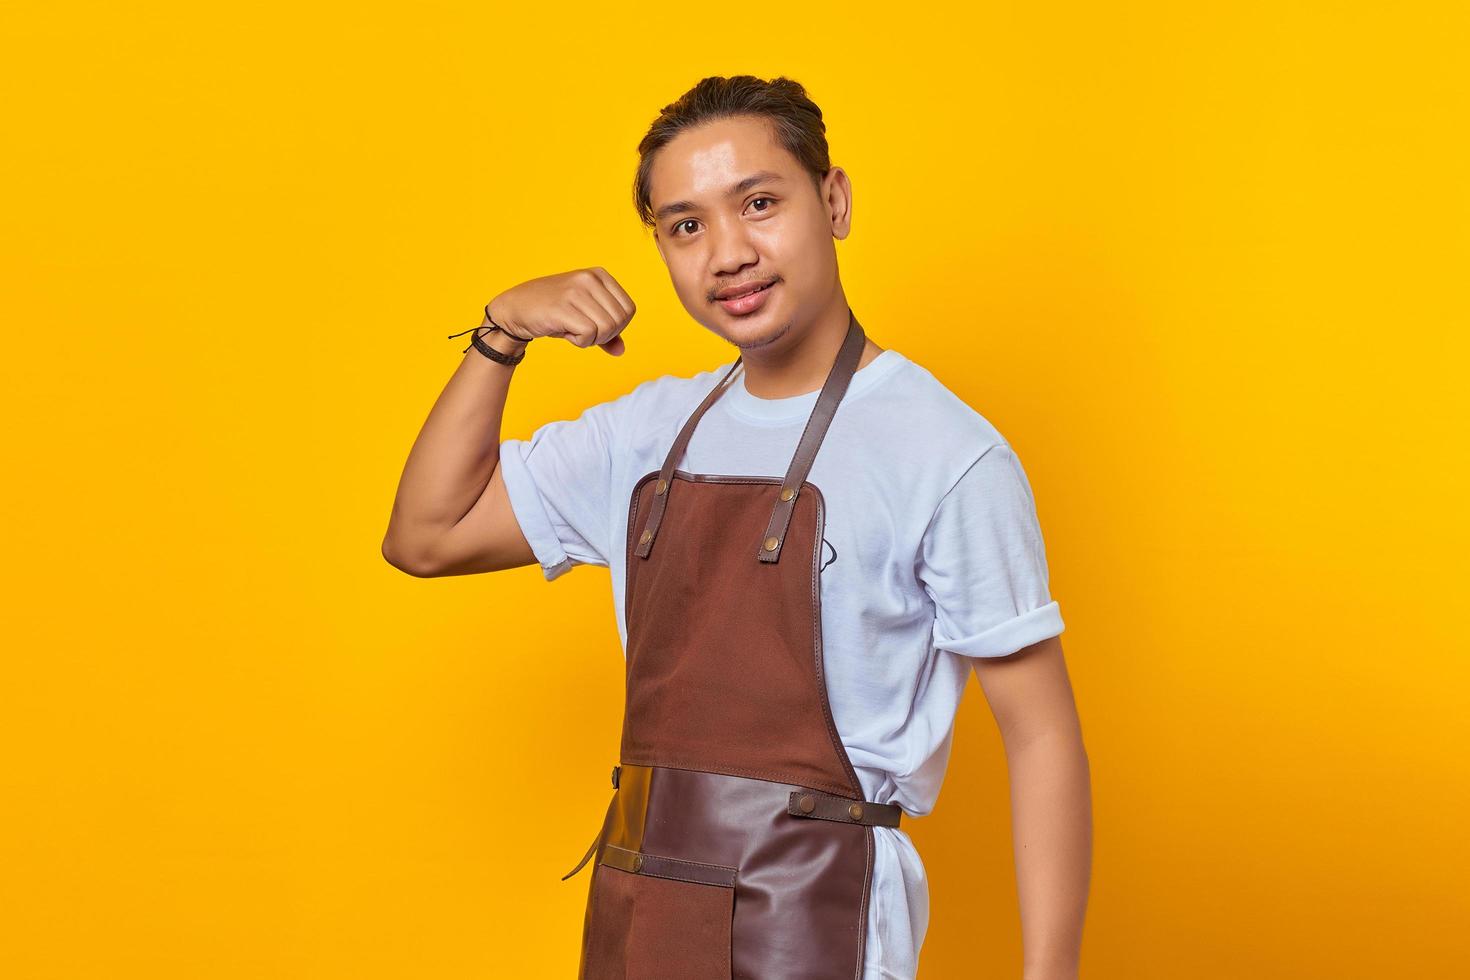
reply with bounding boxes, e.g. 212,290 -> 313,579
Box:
633,75 -> 831,229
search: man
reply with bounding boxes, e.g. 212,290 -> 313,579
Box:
383,74 -> 1090,980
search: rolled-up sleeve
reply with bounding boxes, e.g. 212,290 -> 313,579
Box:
498,398 -> 622,581
916,443 -> 1065,658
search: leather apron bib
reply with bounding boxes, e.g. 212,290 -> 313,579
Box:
561,310 -> 903,979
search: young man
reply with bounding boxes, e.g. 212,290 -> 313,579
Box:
383,75 -> 1091,980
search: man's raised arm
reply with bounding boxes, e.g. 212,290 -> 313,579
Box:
380,267 -> 635,578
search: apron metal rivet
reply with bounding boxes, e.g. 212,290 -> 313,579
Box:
633,854 -> 644,872
640,529 -> 652,545
799,794 -> 816,814
763,536 -> 779,551
780,487 -> 795,501
848,803 -> 864,821
655,479 -> 668,495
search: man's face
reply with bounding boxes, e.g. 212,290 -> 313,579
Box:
649,114 -> 850,353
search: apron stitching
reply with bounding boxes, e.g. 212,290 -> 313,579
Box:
854,825 -> 875,980
808,481 -> 867,800
606,846 -> 739,876
623,469 -> 657,626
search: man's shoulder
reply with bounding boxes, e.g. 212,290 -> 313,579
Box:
575,357 -> 736,440
870,351 -> 1008,459
635,358 -> 737,403
609,358 -> 735,416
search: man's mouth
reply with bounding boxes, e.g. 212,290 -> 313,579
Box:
714,279 -> 778,316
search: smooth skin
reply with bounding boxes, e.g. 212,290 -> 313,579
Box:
381,113 -> 1090,980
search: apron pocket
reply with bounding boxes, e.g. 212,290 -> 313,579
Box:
583,845 -> 737,980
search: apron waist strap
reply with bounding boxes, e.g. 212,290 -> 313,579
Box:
560,774 -> 906,881
787,789 -> 904,828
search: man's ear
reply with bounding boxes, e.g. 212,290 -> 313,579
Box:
824,166 -> 853,241
652,227 -> 668,265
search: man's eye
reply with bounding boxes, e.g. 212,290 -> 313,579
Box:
749,197 -> 774,212
673,219 -> 698,236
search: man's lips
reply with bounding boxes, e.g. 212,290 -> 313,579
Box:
714,279 -> 777,315
712,277 -> 778,301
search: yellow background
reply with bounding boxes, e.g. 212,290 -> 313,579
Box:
3,1 -> 1466,977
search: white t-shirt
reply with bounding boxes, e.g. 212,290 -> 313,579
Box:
498,347 -> 1065,980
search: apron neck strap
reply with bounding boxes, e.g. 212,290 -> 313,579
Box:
756,310 -> 866,563
633,309 -> 867,563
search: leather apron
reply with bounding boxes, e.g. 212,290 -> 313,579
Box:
560,310 -> 903,979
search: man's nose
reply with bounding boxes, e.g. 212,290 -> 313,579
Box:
707,215 -> 759,275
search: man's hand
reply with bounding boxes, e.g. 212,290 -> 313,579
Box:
485,266 -> 636,356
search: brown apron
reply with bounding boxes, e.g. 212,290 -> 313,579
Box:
560,309 -> 903,979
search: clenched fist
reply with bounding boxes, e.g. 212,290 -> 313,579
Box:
485,267 -> 636,357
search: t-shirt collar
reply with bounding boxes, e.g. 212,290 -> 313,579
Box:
719,348 -> 906,424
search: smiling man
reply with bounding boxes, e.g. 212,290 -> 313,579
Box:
383,75 -> 1092,980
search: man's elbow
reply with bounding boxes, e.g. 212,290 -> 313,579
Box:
381,531 -> 441,578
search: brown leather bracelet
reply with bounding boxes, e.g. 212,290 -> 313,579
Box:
469,325 -> 527,366
447,307 -> 531,366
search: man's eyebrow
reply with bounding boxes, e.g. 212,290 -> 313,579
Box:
653,170 -> 787,223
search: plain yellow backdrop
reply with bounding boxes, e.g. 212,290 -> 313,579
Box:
3,1 -> 1466,977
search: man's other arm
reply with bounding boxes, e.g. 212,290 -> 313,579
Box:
973,635 -> 1092,980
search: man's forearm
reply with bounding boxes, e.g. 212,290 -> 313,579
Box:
381,320 -> 528,568
1006,727 -> 1092,979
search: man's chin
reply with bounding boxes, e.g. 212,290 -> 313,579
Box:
723,316 -> 793,351
703,302 -> 790,347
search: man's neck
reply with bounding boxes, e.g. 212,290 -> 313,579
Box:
738,296 -> 884,399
